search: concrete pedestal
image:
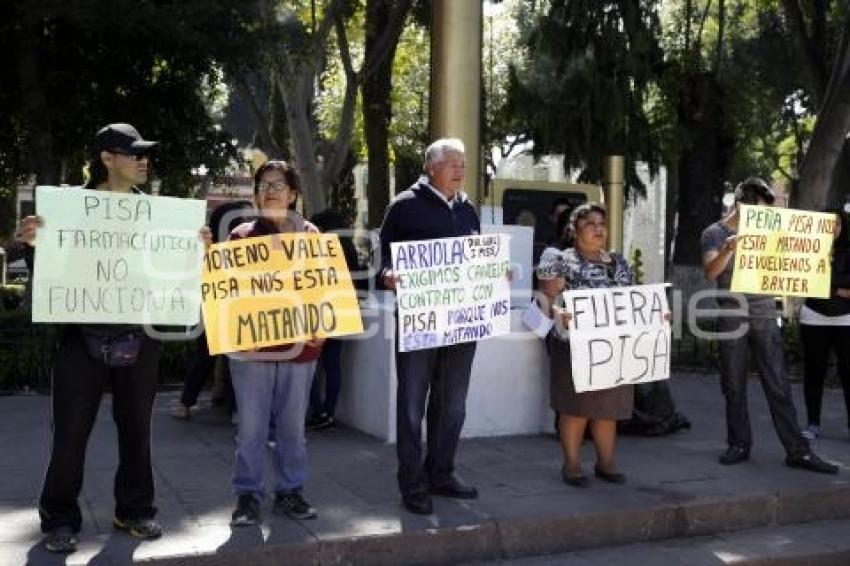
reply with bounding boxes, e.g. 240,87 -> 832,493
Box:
335,292 -> 552,442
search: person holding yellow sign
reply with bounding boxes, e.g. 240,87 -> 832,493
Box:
226,160 -> 325,527
700,177 -> 837,474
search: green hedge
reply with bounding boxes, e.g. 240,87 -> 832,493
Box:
0,285 -> 25,310
0,309 -> 196,393
0,310 -> 56,391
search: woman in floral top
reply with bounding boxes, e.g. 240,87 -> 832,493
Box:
537,203 -> 636,488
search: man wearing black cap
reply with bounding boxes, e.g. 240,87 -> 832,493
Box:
19,123 -> 169,553
700,177 -> 838,474
86,123 -> 158,192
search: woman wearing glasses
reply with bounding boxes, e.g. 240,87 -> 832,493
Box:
226,160 -> 325,527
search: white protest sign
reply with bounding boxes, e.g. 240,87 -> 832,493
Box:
562,283 -> 671,392
392,234 -> 512,352
32,186 -> 206,325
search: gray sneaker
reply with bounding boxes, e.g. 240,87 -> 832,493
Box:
113,517 -> 162,540
273,492 -> 317,520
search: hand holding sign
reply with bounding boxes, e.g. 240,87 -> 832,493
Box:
199,226 -> 213,250
381,269 -> 400,291
15,215 -> 43,245
552,305 -> 573,328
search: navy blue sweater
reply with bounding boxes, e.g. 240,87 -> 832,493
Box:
379,177 -> 480,277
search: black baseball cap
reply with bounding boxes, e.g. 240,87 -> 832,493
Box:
92,123 -> 158,157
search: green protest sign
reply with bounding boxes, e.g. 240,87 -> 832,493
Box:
32,186 -> 206,325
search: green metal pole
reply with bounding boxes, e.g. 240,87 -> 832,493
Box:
430,0 -> 483,205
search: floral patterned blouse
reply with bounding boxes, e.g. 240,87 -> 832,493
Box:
536,247 -> 635,341
537,247 -> 635,289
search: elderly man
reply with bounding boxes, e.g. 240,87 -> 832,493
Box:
701,177 -> 837,474
379,138 -> 480,515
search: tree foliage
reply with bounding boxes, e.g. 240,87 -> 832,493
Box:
0,0 -> 253,199
236,0 -> 414,217
506,0 -> 665,193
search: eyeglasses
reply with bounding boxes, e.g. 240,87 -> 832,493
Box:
258,180 -> 290,193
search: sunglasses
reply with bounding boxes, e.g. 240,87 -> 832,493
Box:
108,150 -> 149,162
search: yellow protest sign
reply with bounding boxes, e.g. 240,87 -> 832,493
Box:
731,205 -> 836,298
200,233 -> 363,354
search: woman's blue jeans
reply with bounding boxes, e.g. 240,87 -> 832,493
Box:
230,358 -> 316,496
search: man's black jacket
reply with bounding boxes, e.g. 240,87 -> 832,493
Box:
378,177 -> 480,282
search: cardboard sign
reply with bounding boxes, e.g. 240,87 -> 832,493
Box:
563,284 -> 671,393
201,233 -> 363,355
392,234 -> 511,352
731,205 -> 835,298
32,186 -> 205,325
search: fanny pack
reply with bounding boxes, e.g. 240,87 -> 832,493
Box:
81,331 -> 144,367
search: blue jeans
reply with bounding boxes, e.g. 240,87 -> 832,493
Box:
230,358 -> 316,497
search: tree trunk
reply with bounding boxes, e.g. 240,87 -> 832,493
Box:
672,73 -> 733,265
793,23 -> 850,212
825,137 -> 850,209
781,0 -> 828,107
278,78 -> 326,215
664,155 -> 679,279
235,73 -> 284,158
17,17 -> 59,185
363,0 -> 395,228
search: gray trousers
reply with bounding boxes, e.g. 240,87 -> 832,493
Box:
396,342 -> 476,496
717,317 -> 808,456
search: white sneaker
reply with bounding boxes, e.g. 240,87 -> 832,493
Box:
801,424 -> 820,440
170,404 -> 191,420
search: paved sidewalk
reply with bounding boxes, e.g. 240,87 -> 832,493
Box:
2,373 -> 850,566
465,518 -> 850,565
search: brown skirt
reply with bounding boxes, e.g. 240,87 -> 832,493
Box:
548,335 -> 634,420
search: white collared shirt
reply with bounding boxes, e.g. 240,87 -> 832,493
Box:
420,175 -> 466,209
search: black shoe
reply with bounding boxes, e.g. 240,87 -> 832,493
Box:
274,492 -> 317,520
719,445 -> 750,465
786,451 -> 839,475
429,477 -> 478,499
43,527 -> 78,553
402,492 -> 434,515
561,466 -> 590,488
113,517 -> 162,540
306,412 -> 336,431
594,466 -> 627,484
231,494 -> 261,527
